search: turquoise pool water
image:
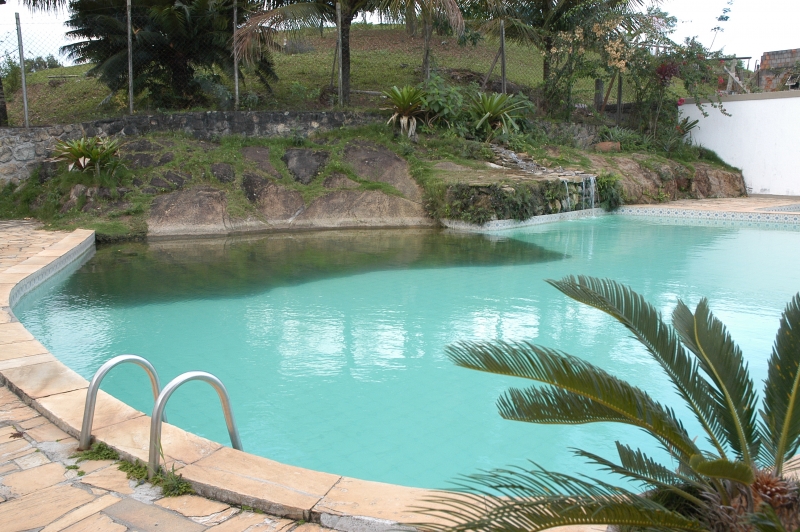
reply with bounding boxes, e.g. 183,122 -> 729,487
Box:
14,217 -> 800,489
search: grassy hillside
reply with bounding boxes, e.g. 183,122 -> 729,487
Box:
1,24 -> 612,127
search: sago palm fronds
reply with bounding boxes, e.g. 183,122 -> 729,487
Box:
425,276 -> 800,531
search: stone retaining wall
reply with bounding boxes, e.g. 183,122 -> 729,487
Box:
0,111 -> 380,185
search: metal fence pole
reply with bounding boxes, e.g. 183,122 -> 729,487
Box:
500,20 -> 506,94
127,0 -> 134,114
336,2 -> 343,106
233,0 -> 239,110
14,13 -> 29,128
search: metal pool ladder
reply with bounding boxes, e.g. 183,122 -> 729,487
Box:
79,354 -> 166,451
79,356 -> 243,479
147,371 -> 242,478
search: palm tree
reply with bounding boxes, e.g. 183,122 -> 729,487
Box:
235,0 -> 376,105
427,276 -> 800,531
63,0 -> 275,108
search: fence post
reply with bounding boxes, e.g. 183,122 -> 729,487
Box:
127,0 -> 134,114
616,74 -> 623,126
594,78 -> 603,111
500,20 -> 506,94
336,2 -> 343,106
233,0 -> 239,110
14,13 -> 29,128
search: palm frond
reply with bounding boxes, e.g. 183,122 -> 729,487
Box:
761,293 -> 800,475
575,443 -> 709,499
688,455 -> 755,485
547,275 -> 731,458
419,465 -> 706,532
235,3 -> 326,63
446,341 -> 699,459
673,299 -> 760,466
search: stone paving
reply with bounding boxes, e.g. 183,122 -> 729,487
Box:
0,220 -> 69,272
641,194 -> 800,212
0,385 -> 314,532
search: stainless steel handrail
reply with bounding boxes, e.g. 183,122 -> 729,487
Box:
79,354 -> 166,450
148,371 -> 242,478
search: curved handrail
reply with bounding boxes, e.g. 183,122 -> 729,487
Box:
148,371 -> 242,478
79,354 -> 166,450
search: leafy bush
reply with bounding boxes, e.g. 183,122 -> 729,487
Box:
289,81 -> 321,102
52,136 -> 124,181
421,75 -> 468,133
596,172 -> 624,211
433,276 -> 800,531
383,85 -> 427,138
597,126 -> 653,152
0,53 -> 21,94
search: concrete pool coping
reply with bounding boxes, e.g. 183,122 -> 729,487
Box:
4,197 -> 799,531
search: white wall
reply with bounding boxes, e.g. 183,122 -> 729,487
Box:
682,91 -> 800,196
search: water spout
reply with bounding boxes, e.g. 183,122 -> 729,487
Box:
562,180 -> 571,212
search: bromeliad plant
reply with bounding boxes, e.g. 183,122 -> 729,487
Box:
429,276 -> 800,531
383,85 -> 428,139
51,136 -> 124,180
469,92 -> 529,142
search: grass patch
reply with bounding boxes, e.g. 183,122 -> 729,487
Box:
119,459 -> 195,497
71,441 -> 120,462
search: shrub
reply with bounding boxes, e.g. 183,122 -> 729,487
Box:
383,85 -> 427,138
51,136 -> 124,181
596,172 -> 624,211
469,92 -> 530,141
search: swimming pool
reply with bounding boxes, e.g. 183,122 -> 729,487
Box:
14,216 -> 800,489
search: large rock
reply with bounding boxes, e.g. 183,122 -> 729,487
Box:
585,154 -> 746,203
241,146 -> 280,178
282,148 -> 329,185
148,186 -> 232,236
293,190 -> 432,228
211,163 -> 235,183
241,173 -> 305,222
344,142 -> 422,202
692,164 -> 748,198
323,173 -> 360,189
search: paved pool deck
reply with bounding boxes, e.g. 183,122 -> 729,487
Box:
6,195 -> 792,531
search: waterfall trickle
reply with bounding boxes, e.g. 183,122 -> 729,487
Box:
582,175 -> 597,213
562,180 -> 571,212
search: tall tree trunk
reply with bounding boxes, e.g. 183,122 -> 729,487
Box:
0,77 -> 8,127
340,12 -> 353,105
542,35 -> 553,82
422,18 -> 432,80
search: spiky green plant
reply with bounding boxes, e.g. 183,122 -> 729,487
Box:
51,136 -> 124,180
469,92 -> 529,141
427,276 -> 800,532
383,85 -> 428,139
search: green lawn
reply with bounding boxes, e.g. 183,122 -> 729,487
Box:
1,24 -> 643,126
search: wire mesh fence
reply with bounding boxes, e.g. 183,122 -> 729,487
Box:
0,2 -> 646,128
